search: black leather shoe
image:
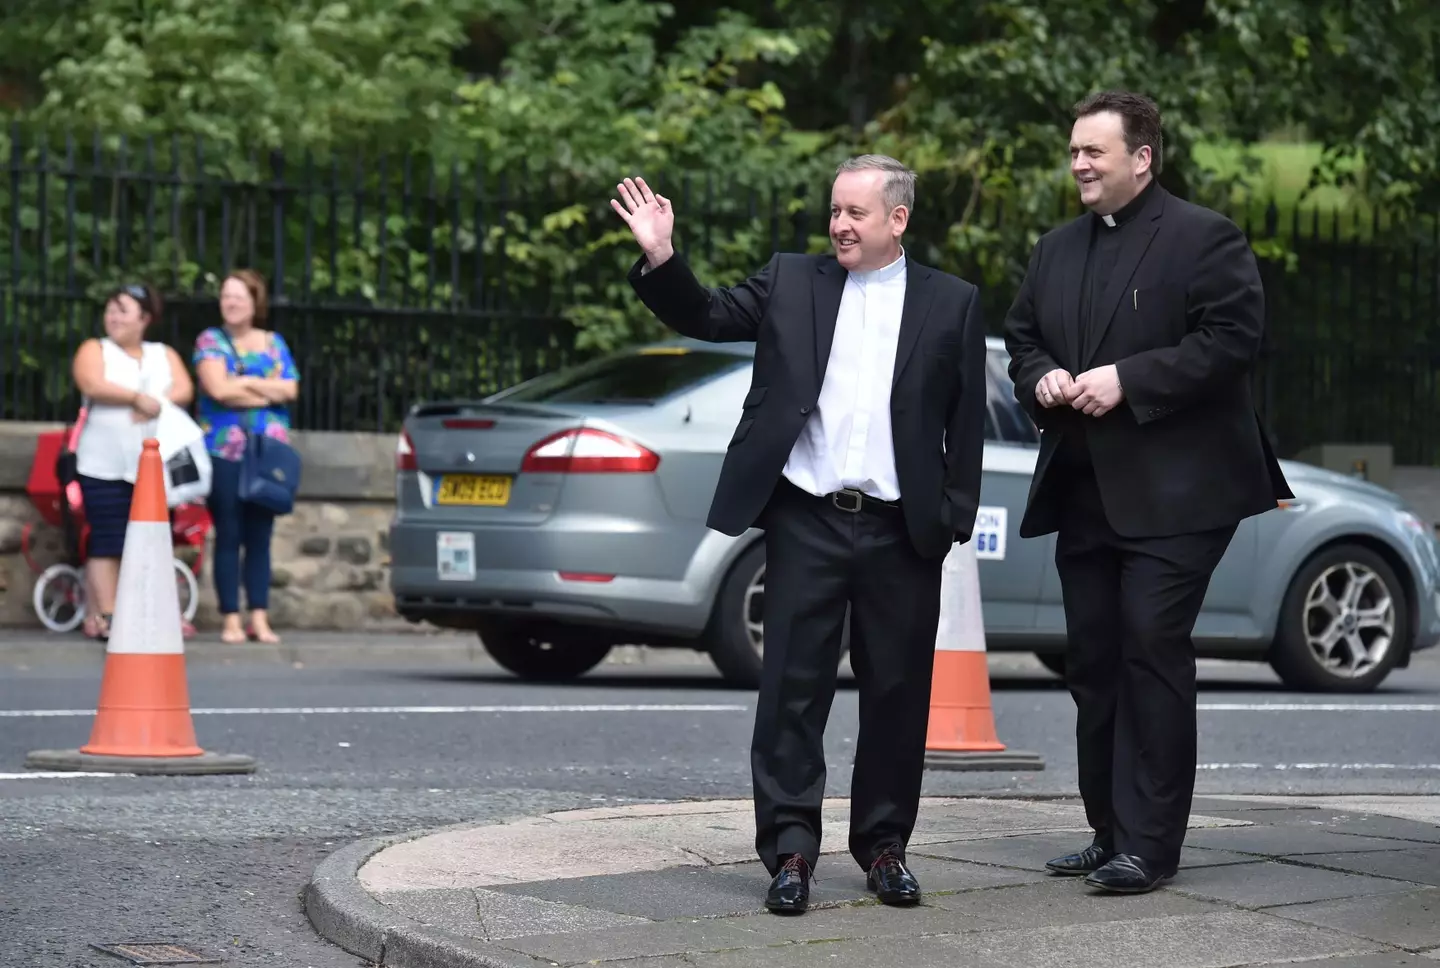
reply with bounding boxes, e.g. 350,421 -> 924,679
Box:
1044,843 -> 1114,876
866,846 -> 921,905
1083,853 -> 1176,894
765,854 -> 811,914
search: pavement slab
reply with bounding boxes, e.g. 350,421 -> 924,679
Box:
1168,859 -> 1420,908
306,795 -> 1440,968
1266,888 -> 1440,952
1289,847 -> 1440,886
913,830 -> 1260,871
1211,796 -> 1440,826
359,796 -> 1247,894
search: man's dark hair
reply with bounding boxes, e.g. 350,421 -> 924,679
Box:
1073,90 -> 1164,174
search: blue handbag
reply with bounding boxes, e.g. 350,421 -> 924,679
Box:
239,412 -> 302,515
214,327 -> 302,515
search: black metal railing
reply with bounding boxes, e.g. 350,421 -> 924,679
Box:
4,125 -> 1440,460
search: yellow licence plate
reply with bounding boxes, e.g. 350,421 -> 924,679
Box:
436,474 -> 512,506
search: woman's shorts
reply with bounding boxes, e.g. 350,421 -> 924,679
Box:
77,474 -> 135,559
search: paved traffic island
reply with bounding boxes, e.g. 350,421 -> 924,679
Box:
305,795 -> 1440,967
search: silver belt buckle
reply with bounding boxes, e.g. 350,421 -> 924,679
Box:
832,489 -> 863,513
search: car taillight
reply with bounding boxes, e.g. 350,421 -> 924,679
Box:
396,430 -> 417,471
521,428 -> 660,473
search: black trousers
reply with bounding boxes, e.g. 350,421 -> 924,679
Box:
752,478 -> 943,876
1054,462 -> 1236,871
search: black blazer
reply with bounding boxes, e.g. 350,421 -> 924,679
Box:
1003,185 -> 1292,539
628,251 -> 989,559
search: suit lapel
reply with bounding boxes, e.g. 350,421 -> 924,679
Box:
812,259 -> 845,389
891,260 -> 934,385
1083,190 -> 1166,370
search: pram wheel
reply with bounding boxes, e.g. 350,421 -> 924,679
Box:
32,560 -> 199,633
173,557 -> 200,623
32,563 -> 86,633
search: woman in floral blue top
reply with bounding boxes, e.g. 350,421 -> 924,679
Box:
193,269 -> 300,644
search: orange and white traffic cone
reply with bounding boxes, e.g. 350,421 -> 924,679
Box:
923,534 -> 1044,771
26,439 -> 255,775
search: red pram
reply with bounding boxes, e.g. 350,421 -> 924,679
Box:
23,415 -> 210,634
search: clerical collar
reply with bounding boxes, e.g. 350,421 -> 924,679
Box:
1094,178 -> 1156,229
850,247 -> 906,284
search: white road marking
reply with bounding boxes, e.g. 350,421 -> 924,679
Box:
2,702 -> 1425,718
1197,703 -> 1440,711
0,703 -> 750,719
0,772 -> 120,779
1199,763 -> 1440,770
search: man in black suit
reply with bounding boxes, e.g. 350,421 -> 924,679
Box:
610,156 -> 988,914
1002,91 -> 1292,894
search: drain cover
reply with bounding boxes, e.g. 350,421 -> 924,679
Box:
90,942 -> 222,965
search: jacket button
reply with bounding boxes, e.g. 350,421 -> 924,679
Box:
800,406 -> 811,414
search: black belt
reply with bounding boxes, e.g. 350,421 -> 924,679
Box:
781,478 -> 901,515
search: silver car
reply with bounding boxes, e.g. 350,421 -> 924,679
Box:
389,336 -> 1440,693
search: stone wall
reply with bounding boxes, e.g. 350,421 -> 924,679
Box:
0,421 -> 401,630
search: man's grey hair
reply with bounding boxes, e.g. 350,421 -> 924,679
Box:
835,154 -> 916,214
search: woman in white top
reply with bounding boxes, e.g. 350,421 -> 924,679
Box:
70,283 -> 193,640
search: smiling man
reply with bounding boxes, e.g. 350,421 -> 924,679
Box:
1002,91 -> 1293,894
610,156 -> 988,915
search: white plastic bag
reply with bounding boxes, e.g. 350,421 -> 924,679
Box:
155,401 -> 213,507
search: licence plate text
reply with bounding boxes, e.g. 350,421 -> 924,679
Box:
436,474 -> 511,506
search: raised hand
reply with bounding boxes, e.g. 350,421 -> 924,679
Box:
610,176 -> 675,267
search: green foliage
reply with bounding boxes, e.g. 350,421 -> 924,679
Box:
3,0 -> 1440,436
0,0 -> 474,163
439,0 -> 841,349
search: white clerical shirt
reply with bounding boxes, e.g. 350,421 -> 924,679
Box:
782,248 -> 907,501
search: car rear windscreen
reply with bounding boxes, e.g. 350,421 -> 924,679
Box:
496,349 -> 749,405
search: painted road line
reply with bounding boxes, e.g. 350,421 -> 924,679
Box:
1199,763 -> 1440,770
1197,703 -> 1440,711
0,771 -> 121,779
0,703 -> 751,718
0,702 -> 1427,717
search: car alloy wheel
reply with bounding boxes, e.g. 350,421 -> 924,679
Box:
1270,543 -> 1406,693
1302,560 -> 1394,678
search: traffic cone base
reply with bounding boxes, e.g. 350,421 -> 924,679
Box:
24,749 -> 257,776
923,748 -> 1047,772
25,438 -> 256,775
923,537 -> 1044,773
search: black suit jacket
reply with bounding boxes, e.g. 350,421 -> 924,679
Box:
1002,185 -> 1292,539
628,250 -> 988,559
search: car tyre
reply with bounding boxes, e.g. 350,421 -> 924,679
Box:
477,620 -> 613,682
704,541 -> 767,689
1269,543 -> 1407,693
